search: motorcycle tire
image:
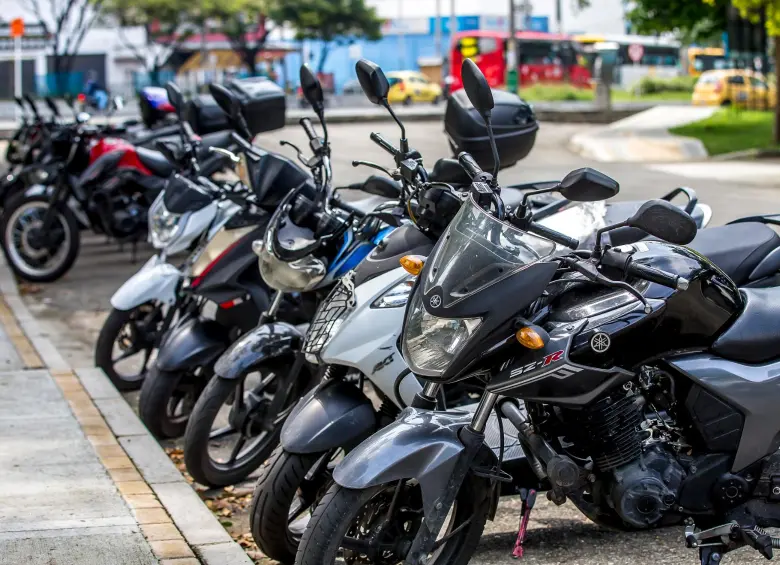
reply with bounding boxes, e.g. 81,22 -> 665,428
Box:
250,446 -> 324,565
1,193 -> 80,283
139,366 -> 197,439
184,360 -> 293,488
294,474 -> 491,565
95,305 -> 159,392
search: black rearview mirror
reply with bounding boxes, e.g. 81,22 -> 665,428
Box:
165,82 -> 184,117
559,168 -> 619,202
355,59 -> 390,105
626,199 -> 697,245
461,59 -> 494,116
362,175 -> 401,199
155,140 -> 181,165
300,65 -> 324,113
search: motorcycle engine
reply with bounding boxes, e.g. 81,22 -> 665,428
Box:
560,386 -> 686,529
90,187 -> 146,238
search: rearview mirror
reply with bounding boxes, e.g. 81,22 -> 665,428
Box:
362,175 -> 401,199
300,65 -> 324,113
155,140 -> 182,165
558,168 -> 619,202
461,59 -> 494,116
165,82 -> 184,117
355,59 -> 389,105
626,199 -> 697,245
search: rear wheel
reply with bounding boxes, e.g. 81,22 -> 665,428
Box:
1,194 -> 80,282
294,475 -> 491,565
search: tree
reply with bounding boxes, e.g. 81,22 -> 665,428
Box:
276,0 -> 382,72
203,0 -> 275,76
626,0 -> 728,43
727,0 -> 780,142
103,0 -> 198,85
25,0 -> 106,92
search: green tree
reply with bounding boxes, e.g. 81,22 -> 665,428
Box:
625,0 -> 728,43
276,0 -> 382,72
103,0 -> 198,84
203,0 -> 275,76
727,0 -> 780,141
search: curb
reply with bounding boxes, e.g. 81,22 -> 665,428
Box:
710,147 -> 780,161
0,257 -> 252,565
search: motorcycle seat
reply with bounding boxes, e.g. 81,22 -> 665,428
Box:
712,288 -> 780,363
349,195 -> 390,215
428,158 -> 472,185
687,222 -> 780,285
136,147 -> 175,178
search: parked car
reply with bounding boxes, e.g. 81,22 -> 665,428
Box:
386,71 -> 443,105
692,68 -> 775,109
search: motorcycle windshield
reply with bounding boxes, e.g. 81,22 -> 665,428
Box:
422,195 -> 556,309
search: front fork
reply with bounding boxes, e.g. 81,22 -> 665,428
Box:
404,390 -> 499,565
41,175 -> 69,233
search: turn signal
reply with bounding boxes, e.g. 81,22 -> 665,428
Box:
400,255 -> 424,276
516,327 -> 545,350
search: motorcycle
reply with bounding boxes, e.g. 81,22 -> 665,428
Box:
294,59 -> 780,565
180,65 -> 399,488
0,83 -> 236,283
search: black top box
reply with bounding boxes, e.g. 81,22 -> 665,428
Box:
183,94 -> 231,135
226,77 -> 286,136
444,89 -> 538,171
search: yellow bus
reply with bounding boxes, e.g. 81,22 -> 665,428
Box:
686,47 -> 728,77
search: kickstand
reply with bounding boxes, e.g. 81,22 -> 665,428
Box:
512,488 -> 537,559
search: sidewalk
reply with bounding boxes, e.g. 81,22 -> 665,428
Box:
0,258 -> 251,564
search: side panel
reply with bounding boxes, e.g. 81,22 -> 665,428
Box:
110,255 -> 182,309
156,317 -> 229,372
213,322 -> 303,380
668,353 -> 780,472
281,379 -> 377,454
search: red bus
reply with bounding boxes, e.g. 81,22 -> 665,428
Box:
449,30 -> 591,91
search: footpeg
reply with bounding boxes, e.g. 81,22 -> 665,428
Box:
512,488 -> 537,559
685,519 -> 777,564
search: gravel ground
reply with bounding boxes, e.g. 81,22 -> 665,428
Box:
13,121 -> 780,565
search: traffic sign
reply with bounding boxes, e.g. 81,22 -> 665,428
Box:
628,43 -> 644,63
10,18 -> 24,38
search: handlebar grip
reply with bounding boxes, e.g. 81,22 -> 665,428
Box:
370,132 -> 399,157
457,152 -> 483,180
330,196 -> 365,217
300,118 -> 317,141
628,261 -> 689,290
526,222 -> 579,249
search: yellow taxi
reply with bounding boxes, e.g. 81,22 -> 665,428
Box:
386,71 -> 443,105
693,69 -> 775,109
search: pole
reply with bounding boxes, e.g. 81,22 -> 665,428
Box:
398,0 -> 405,69
14,36 -> 22,120
507,0 -> 518,92
555,0 -> 562,33
435,0 -> 442,57
449,0 -> 456,53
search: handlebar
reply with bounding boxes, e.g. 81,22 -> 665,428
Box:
601,249 -> 689,290
458,152 -> 483,180
330,196 -> 365,217
300,117 -> 317,141
370,132 -> 400,157
526,222 -> 579,250
182,121 -> 199,145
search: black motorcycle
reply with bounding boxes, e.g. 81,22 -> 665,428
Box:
294,60 -> 780,565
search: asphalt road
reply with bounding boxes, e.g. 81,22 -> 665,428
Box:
16,120 -> 780,565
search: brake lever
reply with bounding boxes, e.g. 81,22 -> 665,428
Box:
563,257 -> 652,314
352,159 -> 396,178
280,140 -> 310,165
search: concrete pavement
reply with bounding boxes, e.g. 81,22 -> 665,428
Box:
569,105 -> 717,162
0,255 -> 251,564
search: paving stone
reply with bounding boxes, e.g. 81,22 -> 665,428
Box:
120,434 -> 183,484
150,539 -> 195,559
95,397 -> 148,436
134,508 -> 172,525
153,482 -> 232,546
116,481 -> 153,496
124,494 -> 163,509
0,530 -> 157,565
195,541 -> 255,565
140,522 -> 182,541
76,367 -> 122,400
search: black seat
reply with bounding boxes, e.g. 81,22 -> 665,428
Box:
428,158 -> 472,186
688,222 -> 780,285
712,288 -> 780,363
136,147 -> 175,178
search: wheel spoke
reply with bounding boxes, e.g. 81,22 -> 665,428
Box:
209,426 -> 235,441
114,346 -> 141,362
226,435 -> 246,465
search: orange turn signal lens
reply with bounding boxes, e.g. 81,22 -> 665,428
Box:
516,327 -> 545,350
400,255 -> 424,276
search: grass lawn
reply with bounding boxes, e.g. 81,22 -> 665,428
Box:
670,109 -> 778,156
517,83 -> 692,103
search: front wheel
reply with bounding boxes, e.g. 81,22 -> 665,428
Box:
1,194 -> 80,282
294,475 -> 491,565
183,359 -> 298,487
139,366 -> 204,439
250,446 -> 333,564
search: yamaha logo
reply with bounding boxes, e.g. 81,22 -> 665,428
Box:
590,332 -> 611,353
429,295 -> 441,308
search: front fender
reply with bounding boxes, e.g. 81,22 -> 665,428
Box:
281,379 -> 376,454
213,322 -> 303,380
110,255 -> 182,309
334,407 -> 476,519
156,317 -> 229,372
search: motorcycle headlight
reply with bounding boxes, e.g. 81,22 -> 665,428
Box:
402,291 -> 482,377
371,276 -> 416,309
303,274 -> 355,356
149,196 -> 184,247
